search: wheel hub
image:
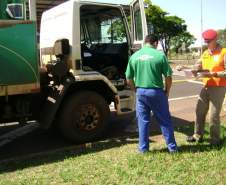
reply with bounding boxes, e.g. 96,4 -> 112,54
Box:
77,104 -> 100,131
85,115 -> 94,125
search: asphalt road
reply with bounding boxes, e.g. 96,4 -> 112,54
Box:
170,80 -> 202,99
0,74 -> 203,161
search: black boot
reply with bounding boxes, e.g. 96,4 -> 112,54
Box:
186,134 -> 203,143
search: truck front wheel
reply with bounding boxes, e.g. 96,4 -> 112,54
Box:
58,91 -> 110,142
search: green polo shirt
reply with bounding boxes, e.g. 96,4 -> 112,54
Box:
125,44 -> 172,89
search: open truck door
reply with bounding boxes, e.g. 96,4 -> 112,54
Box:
130,0 -> 148,51
115,0 -> 148,114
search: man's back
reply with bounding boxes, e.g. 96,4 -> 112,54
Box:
126,45 -> 172,89
125,34 -> 178,153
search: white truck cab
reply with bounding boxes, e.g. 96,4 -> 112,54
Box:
38,0 -> 147,141
40,0 -> 147,113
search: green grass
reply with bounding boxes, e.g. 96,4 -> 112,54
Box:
0,124 -> 225,185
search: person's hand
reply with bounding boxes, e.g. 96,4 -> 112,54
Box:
176,65 -> 185,71
164,90 -> 169,97
210,72 -> 218,78
197,71 -> 217,78
191,69 -> 198,77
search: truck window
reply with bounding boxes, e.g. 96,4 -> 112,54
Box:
133,1 -> 143,41
80,5 -> 127,45
80,5 -> 129,82
100,17 -> 127,43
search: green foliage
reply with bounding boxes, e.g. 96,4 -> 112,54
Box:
170,32 -> 196,53
217,29 -> 226,47
105,0 -> 193,55
107,18 -> 127,42
144,0 -> 189,56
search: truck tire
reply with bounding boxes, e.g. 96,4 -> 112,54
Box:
58,91 -> 110,142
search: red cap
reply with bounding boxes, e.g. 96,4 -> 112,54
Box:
202,29 -> 217,40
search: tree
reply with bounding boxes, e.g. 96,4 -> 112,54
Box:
160,16 -> 187,55
106,0 -> 193,56
217,29 -> 226,47
170,32 -> 196,53
144,0 -> 188,56
108,18 -> 126,42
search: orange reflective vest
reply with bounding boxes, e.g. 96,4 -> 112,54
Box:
201,48 -> 226,87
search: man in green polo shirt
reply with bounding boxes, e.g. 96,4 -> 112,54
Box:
125,34 -> 177,153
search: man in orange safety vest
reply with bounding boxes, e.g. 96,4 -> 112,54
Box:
187,29 -> 226,145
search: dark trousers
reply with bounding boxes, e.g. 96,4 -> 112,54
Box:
195,86 -> 226,143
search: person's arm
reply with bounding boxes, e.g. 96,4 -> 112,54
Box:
209,71 -> 226,78
125,57 -> 135,91
211,53 -> 226,78
165,76 -> 172,97
176,60 -> 202,71
162,55 -> 173,97
176,59 -> 203,77
126,79 -> 136,91
193,59 -> 203,71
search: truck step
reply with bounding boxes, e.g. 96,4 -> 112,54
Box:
0,122 -> 40,147
120,108 -> 132,112
119,95 -> 130,99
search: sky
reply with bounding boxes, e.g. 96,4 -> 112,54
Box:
151,0 -> 226,47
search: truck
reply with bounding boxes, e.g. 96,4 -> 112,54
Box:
0,0 -> 148,142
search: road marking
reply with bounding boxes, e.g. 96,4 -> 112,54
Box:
187,80 -> 203,85
172,79 -> 188,83
172,79 -> 203,85
169,95 -> 199,101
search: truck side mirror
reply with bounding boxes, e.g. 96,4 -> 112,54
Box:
6,3 -> 24,20
53,39 -> 70,58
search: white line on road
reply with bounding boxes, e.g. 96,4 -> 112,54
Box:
169,95 -> 199,101
187,80 -> 203,85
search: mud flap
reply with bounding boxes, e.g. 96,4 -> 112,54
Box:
39,78 -> 73,129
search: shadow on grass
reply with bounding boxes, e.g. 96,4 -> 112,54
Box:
178,139 -> 226,153
152,138 -> 226,154
135,114 -> 226,154
0,113 -> 225,173
0,134 -> 140,174
152,122 -> 226,154
146,115 -> 196,137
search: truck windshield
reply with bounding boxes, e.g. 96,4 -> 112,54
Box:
81,5 -> 127,45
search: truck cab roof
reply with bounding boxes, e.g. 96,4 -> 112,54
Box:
77,0 -> 130,5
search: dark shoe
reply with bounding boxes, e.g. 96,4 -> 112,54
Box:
186,134 -> 203,143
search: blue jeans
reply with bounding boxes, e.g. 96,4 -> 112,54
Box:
136,88 -> 177,152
